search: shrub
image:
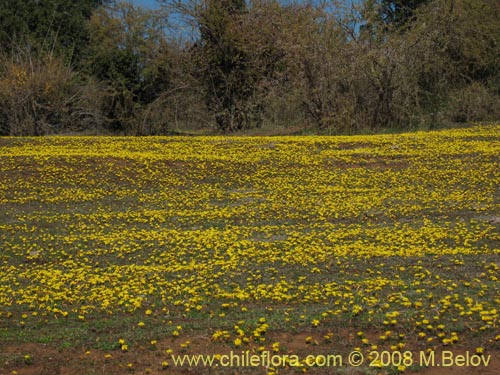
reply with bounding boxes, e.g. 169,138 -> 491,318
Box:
446,82 -> 500,123
0,47 -> 104,136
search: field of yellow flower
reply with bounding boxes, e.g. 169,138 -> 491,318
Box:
0,124 -> 499,374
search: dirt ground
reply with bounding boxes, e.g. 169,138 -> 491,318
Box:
2,337 -> 499,375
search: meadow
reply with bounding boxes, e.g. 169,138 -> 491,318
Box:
0,124 -> 499,374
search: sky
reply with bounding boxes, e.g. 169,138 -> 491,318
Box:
128,0 -> 161,9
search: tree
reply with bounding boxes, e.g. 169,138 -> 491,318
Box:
0,0 -> 107,62
195,0 -> 260,132
378,0 -> 430,27
83,2 -> 173,133
407,0 -> 500,122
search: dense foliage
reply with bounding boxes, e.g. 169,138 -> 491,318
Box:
0,0 -> 499,135
0,0 -> 106,58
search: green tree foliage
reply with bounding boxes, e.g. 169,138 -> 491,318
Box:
0,0 -> 106,61
83,2 -> 172,133
378,0 -> 430,27
195,0 -> 262,132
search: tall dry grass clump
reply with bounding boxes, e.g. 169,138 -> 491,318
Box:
0,46 -> 104,135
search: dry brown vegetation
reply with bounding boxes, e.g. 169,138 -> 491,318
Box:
0,0 -> 499,135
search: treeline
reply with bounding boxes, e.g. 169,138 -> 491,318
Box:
0,0 -> 499,135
